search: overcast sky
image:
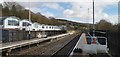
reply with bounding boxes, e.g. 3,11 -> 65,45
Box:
1,0 -> 119,24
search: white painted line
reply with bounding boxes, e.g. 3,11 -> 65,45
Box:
69,33 -> 85,57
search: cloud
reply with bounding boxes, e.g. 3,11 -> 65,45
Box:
107,15 -> 118,24
41,11 -> 55,18
17,2 -> 63,10
63,9 -> 74,18
18,2 -> 43,9
18,2 -> 64,12
30,8 -> 42,13
29,7 -> 55,18
42,2 -> 64,10
63,1 -> 118,23
0,0 -> 3,3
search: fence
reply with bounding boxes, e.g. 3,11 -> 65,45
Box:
2,29 -> 32,43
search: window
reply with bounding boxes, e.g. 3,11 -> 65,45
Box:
22,22 -> 31,26
98,38 -> 106,45
34,24 -> 38,28
86,38 -> 91,44
46,26 -> 48,28
42,26 -> 44,28
8,20 -> 19,26
0,19 -> 3,25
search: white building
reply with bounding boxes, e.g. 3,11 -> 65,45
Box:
60,25 -> 67,30
3,16 -> 20,29
19,19 -> 32,30
2,16 -> 67,31
32,22 -> 40,31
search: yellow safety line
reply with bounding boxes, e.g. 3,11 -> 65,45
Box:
84,33 -> 87,44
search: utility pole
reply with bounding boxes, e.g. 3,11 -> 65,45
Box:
86,8 -> 89,33
93,0 -> 95,37
29,0 -> 31,39
88,8 -> 89,33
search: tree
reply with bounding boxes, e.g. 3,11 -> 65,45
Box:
2,7 -> 10,16
10,5 -> 17,16
0,4 -> 2,16
96,19 -> 112,30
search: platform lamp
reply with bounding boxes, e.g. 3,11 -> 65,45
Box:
91,0 -> 97,44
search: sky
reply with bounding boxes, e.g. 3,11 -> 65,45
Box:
1,0 -> 119,24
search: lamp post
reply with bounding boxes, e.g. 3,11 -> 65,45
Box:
93,0 -> 95,37
29,0 -> 31,39
87,8 -> 89,33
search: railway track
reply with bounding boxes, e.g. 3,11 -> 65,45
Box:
51,34 -> 81,57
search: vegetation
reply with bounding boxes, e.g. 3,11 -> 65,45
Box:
96,19 -> 119,32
